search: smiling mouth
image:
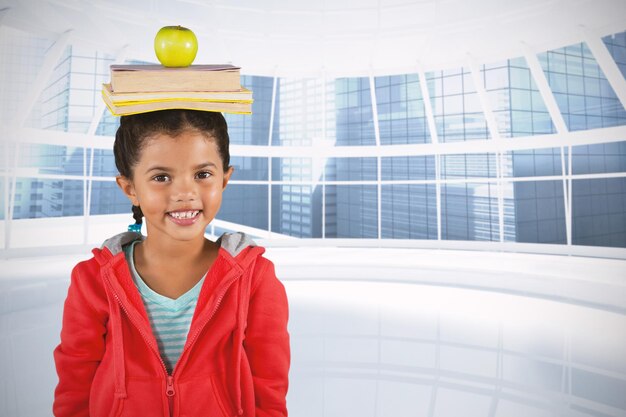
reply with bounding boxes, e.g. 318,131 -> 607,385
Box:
167,210 -> 201,219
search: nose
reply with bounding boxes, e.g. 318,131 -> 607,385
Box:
170,177 -> 197,202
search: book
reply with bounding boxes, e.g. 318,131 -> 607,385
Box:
102,83 -> 253,104
110,64 -> 241,93
102,88 -> 252,116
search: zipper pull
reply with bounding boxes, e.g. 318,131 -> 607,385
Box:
166,375 -> 175,397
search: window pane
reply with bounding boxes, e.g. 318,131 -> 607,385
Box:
12,178 -> 84,219
441,183 -> 500,241
219,184 -> 268,231
230,157 -> 268,181
18,144 -> 83,176
539,43 -> 626,131
510,180 -> 566,244
335,77 -> 376,146
482,58 -> 555,138
603,30 -> 626,79
325,158 -> 377,181
325,185 -> 377,238
381,156 -> 435,181
441,154 -> 497,179
572,178 -> 626,248
427,67 -> 490,143
375,74 -> 430,145
572,141 -> 626,175
91,149 -> 118,177
271,184 -> 322,238
272,158 -> 312,182
509,148 -> 564,177
271,78 -> 327,147
225,75 -> 274,146
90,180 -> 129,215
0,179 -> 5,222
381,184 -> 437,239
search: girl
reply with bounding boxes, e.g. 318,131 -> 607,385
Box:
53,110 -> 290,417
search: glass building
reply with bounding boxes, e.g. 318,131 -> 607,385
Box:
1,1 -> 625,417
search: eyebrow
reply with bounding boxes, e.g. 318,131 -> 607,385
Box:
144,162 -> 217,174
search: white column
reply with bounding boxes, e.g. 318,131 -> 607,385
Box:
83,45 -> 128,244
267,72 -> 278,238
369,72 -> 382,239
468,55 -> 504,243
417,63 -> 441,241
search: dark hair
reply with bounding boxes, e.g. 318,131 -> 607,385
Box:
114,109 -> 231,225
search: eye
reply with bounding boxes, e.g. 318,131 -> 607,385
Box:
152,174 -> 170,182
196,171 -> 212,179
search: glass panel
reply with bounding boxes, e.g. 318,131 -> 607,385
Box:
441,182 -> 500,241
482,58 -> 555,138
538,42 -> 626,131
0,26 -> 54,128
271,78 -> 326,146
509,148 -> 564,177
271,184 -> 322,238
225,75 -> 274,146
572,141 -> 626,175
0,179 -> 4,221
271,158 -> 312,182
441,154 -> 497,179
427,67 -> 490,143
230,157 -> 268,181
325,185 -> 377,238
219,184 -> 268,231
89,180 -> 129,215
510,180 -> 567,244
603,30 -> 626,79
381,156 -> 435,181
17,144 -> 83,176
37,46 -> 115,133
96,111 -> 120,136
572,178 -> 626,248
381,184 -> 437,239
325,158 -> 377,182
91,149 -> 118,177
374,74 -> 430,144
335,77 -> 376,146
12,178 -> 84,219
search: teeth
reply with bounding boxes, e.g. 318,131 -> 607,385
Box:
169,210 -> 199,219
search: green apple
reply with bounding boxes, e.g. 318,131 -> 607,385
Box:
154,25 -> 198,67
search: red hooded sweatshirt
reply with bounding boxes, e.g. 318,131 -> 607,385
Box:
53,232 -> 290,417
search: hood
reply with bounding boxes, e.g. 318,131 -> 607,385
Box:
100,231 -> 258,259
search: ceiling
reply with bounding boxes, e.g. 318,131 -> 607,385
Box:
1,0 -> 625,77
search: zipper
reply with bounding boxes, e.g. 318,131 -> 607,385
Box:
166,376 -> 175,396
104,271 -> 171,390
104,267 -> 241,415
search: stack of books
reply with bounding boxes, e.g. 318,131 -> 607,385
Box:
102,64 -> 252,116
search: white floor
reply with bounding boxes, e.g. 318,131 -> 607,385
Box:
1,247 -> 625,417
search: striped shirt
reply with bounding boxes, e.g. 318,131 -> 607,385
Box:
124,240 -> 206,373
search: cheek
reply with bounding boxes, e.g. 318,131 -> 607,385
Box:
136,186 -> 166,213
203,186 -> 224,206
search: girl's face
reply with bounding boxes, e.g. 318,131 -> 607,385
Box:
116,129 -> 233,243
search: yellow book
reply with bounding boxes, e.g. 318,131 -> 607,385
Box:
102,88 -> 252,116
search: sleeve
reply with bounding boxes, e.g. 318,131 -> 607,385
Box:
53,263 -> 107,417
243,259 -> 290,417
